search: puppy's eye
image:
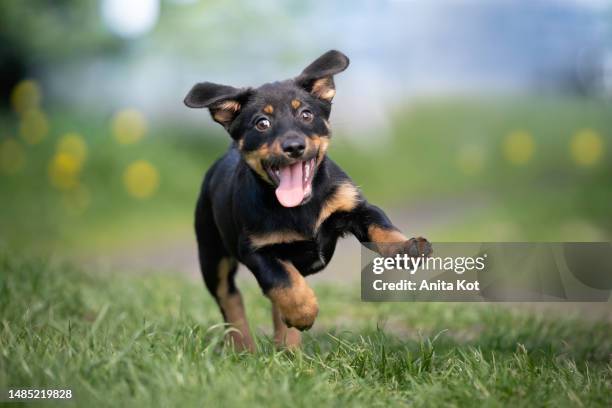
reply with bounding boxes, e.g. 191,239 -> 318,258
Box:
300,110 -> 314,123
255,118 -> 271,131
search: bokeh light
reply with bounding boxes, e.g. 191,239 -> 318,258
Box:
10,80 -> 42,115
48,152 -> 83,191
101,0 -> 160,39
112,109 -> 148,144
456,144 -> 485,175
570,129 -> 604,167
57,133 -> 88,165
0,138 -> 26,174
503,130 -> 535,165
19,109 -> 49,145
123,160 -> 159,199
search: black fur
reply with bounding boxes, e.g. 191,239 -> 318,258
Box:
185,50 -> 430,333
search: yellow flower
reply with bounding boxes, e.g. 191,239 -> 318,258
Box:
503,130 -> 535,165
10,80 -> 42,115
57,133 -> 87,165
0,138 -> 26,174
19,109 -> 49,145
570,129 -> 604,167
49,152 -> 82,190
112,109 -> 147,144
123,160 -> 159,199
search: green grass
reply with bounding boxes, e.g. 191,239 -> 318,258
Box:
1,252 -> 610,407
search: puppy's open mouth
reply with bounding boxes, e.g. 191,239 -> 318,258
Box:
265,158 -> 316,208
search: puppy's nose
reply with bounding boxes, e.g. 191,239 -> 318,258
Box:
282,139 -> 305,158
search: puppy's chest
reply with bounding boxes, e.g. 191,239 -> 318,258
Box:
247,224 -> 339,274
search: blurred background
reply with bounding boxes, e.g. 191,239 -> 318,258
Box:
0,0 -> 611,278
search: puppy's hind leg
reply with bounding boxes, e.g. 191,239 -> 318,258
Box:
196,198 -> 255,352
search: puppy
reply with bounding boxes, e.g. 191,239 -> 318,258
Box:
184,50 -> 431,351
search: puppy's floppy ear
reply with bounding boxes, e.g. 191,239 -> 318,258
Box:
184,82 -> 251,129
295,50 -> 349,102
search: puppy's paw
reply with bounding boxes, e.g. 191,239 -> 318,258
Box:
268,283 -> 319,331
281,299 -> 319,331
404,237 -> 433,257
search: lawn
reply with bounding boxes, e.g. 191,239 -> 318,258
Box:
1,95 -> 611,406
1,252 -> 610,407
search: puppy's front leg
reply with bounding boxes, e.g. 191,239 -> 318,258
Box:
240,250 -> 319,332
349,202 -> 432,257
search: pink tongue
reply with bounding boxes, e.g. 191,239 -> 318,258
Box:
275,162 -> 304,207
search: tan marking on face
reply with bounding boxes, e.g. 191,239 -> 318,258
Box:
311,77 -> 336,101
309,134 -> 330,165
263,104 -> 274,114
272,304 -> 302,349
242,144 -> 273,184
315,182 -> 360,230
249,230 -> 309,249
317,136 -> 329,165
267,260 -> 319,330
270,140 -> 283,156
216,258 -> 255,352
291,99 -> 301,109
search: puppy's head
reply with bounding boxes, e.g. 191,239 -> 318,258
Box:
184,50 -> 349,208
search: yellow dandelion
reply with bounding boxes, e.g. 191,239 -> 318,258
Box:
0,138 -> 26,174
10,79 -> 42,115
62,184 -> 91,215
111,108 -> 147,144
570,129 -> 604,167
503,130 -> 535,166
123,160 -> 159,199
19,109 -> 49,145
48,152 -> 82,191
456,144 -> 485,175
57,132 -> 87,165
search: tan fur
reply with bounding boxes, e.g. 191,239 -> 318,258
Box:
367,225 -> 408,243
267,260 -> 319,330
216,258 -> 255,352
291,99 -> 301,109
367,226 -> 412,257
272,304 -> 302,349
311,78 -> 336,101
212,100 -> 241,126
315,182 -> 360,229
270,140 -> 283,156
263,104 -> 274,114
219,100 -> 241,111
308,134 -> 330,165
249,230 -> 309,249
242,144 -> 272,184
317,136 -> 329,165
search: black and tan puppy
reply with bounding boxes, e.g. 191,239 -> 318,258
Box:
184,50 -> 431,351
